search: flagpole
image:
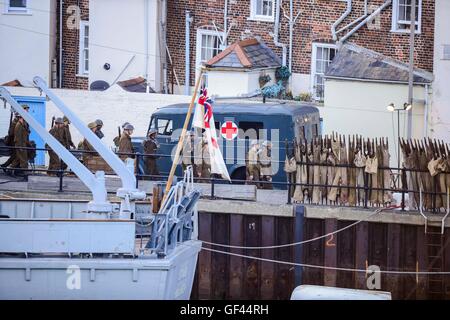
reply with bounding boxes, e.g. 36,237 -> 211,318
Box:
161,67 -> 204,206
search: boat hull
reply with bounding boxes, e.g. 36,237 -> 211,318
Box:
0,240 -> 201,300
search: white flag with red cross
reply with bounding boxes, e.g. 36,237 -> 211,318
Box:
193,89 -> 231,181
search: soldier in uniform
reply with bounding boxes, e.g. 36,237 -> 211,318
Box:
246,140 -> 260,186
195,136 -> 210,179
1,112 -> 20,172
62,116 -> 76,149
118,123 -> 135,161
10,111 -> 30,179
95,119 -> 105,139
181,129 -> 196,174
81,122 -> 98,163
47,117 -> 66,175
259,141 -> 273,189
143,128 -> 160,178
113,122 -> 130,148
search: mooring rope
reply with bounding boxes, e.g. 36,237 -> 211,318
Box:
199,205 -> 400,250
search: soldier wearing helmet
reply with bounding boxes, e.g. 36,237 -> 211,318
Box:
118,123 -> 135,161
258,140 -> 273,189
62,116 -> 76,149
246,139 -> 261,186
47,117 -> 67,175
1,110 -> 21,173
113,122 -> 130,147
81,122 -> 98,163
8,105 -> 31,178
143,128 -> 160,179
95,119 -> 105,139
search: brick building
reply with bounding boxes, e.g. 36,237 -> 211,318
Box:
166,0 -> 435,99
57,0 -> 90,90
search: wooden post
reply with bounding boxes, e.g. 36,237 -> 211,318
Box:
161,68 -> 204,206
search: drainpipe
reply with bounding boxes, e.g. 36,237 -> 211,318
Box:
423,84 -> 429,138
185,11 -> 192,95
288,0 -> 293,73
339,0 -> 392,45
59,0 -> 63,88
331,0 -> 352,41
336,0 -> 367,36
274,0 -> 287,66
161,0 -> 168,93
223,0 -> 228,46
145,0 -> 150,93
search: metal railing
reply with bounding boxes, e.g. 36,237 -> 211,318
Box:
1,145 -> 449,213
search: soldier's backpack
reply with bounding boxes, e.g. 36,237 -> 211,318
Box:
113,135 -> 120,147
27,140 -> 37,161
0,137 -> 12,157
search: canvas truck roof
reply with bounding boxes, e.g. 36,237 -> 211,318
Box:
154,102 -> 319,117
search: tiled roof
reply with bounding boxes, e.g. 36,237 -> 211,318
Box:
205,38 -> 281,70
324,43 -> 433,84
117,76 -> 155,93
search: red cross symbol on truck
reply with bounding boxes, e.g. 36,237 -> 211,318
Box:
221,121 -> 238,140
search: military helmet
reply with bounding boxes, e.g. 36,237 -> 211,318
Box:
95,119 -> 103,126
148,128 -> 157,136
21,104 -> 30,110
55,117 -> 64,124
122,122 -> 130,129
88,122 -> 97,129
124,123 -> 134,131
63,116 -> 70,123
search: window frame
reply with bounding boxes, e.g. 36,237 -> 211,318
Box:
4,0 -> 31,14
78,20 -> 89,76
249,0 -> 275,22
391,0 -> 422,34
310,43 -> 337,102
195,28 -> 225,87
156,118 -> 173,136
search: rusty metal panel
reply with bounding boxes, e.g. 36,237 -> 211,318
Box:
323,218 -> 337,287
400,225 -> 418,300
386,223 -> 401,299
211,213 -> 229,299
243,215 -> 260,299
228,214 -> 244,299
368,223 -> 388,290
354,221 -> 368,290
336,220 -> 355,288
415,226 -> 428,300
445,228 -> 450,300
274,217 -> 294,299
197,212 -> 212,299
302,219 -> 324,286
260,216 -> 275,299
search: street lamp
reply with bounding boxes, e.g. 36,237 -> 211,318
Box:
387,102 -> 412,169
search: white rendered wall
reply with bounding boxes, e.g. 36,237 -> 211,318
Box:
290,73 -> 310,97
323,79 -> 429,166
0,0 -> 56,85
431,0 -> 450,141
89,0 -> 162,91
0,87 -> 190,160
207,70 -> 276,97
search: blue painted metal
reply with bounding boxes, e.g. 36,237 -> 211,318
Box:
132,102 -> 321,189
12,96 -> 46,166
294,204 -> 305,286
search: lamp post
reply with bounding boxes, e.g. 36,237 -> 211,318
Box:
387,102 -> 412,169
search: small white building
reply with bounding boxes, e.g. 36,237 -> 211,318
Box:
204,38 -> 281,97
431,0 -> 450,141
0,0 -> 57,86
89,0 -> 166,92
323,43 -> 433,166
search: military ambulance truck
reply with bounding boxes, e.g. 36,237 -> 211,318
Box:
132,101 -> 321,188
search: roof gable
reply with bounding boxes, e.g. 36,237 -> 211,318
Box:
205,38 -> 281,70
